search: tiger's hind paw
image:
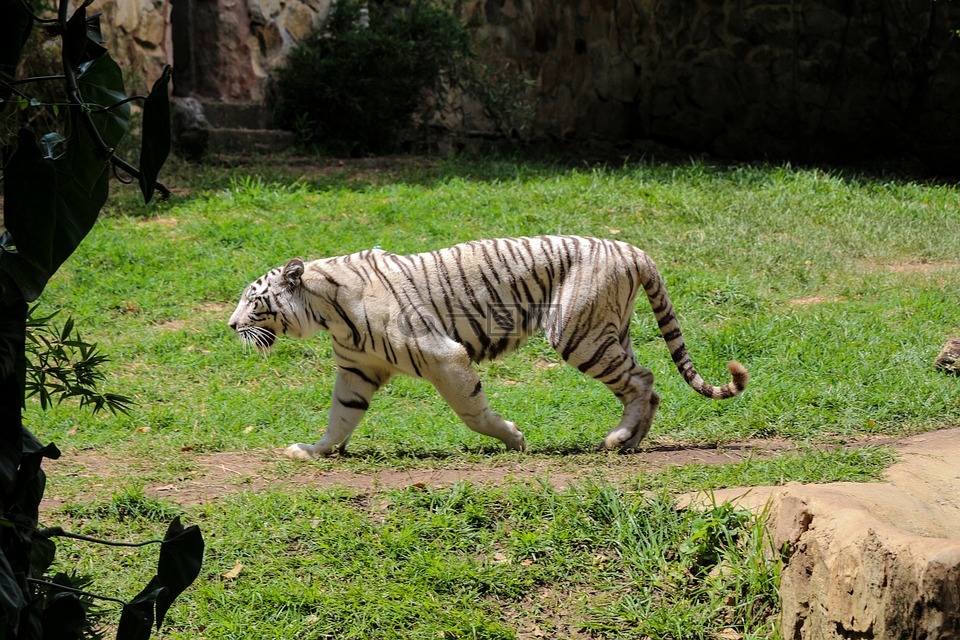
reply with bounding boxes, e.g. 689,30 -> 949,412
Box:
508,432 -> 527,452
603,428 -> 632,450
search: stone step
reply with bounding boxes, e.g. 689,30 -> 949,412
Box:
201,101 -> 274,130
207,127 -> 298,154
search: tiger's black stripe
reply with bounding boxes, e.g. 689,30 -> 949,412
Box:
341,366 -> 381,388
337,395 -> 370,411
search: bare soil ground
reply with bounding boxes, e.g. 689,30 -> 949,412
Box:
40,434 -> 904,513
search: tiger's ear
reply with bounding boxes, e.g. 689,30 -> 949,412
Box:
282,258 -> 304,288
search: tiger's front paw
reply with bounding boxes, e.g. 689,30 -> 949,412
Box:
505,422 -> 526,452
285,442 -> 320,460
513,434 -> 527,452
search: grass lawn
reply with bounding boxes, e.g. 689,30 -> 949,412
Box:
28,153 -> 960,639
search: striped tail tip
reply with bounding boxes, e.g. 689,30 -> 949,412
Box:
726,360 -> 749,397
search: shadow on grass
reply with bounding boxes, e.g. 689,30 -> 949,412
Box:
326,439 -> 780,462
109,146 -> 951,221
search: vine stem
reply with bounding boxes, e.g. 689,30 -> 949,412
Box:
26,578 -> 129,606
40,525 -> 164,548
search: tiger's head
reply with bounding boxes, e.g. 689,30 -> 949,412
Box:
228,258 -> 306,352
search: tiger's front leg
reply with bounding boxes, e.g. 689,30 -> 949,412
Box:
285,365 -> 389,459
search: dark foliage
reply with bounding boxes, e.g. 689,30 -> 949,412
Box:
0,1 -> 203,638
274,0 -> 472,155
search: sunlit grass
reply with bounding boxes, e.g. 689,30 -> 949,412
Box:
30,153 -> 960,639
28,156 -> 960,457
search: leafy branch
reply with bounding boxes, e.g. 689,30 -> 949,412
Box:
25,305 -> 133,414
25,517 -> 204,639
1,0 -> 172,303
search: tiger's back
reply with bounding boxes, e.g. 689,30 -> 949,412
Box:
320,236 -> 642,362
229,235 -> 748,458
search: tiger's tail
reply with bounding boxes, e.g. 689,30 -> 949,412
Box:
637,252 -> 748,400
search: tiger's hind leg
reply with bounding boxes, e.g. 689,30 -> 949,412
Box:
615,387 -> 660,450
597,362 -> 660,451
552,326 -> 659,451
422,348 -> 527,452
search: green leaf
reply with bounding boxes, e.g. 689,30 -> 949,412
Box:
1,52 -> 125,301
63,5 -> 89,69
0,298 -> 27,487
77,53 -> 131,158
2,130 -> 59,296
29,536 -> 57,579
2,122 -> 110,301
16,435 -> 60,522
139,65 -> 172,203
0,549 -> 27,625
40,592 -> 87,640
85,9 -> 106,45
154,517 -> 204,628
117,578 -> 164,640
112,518 -> 202,637
63,5 -> 107,69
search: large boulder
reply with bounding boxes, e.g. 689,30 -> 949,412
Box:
690,429 -> 960,639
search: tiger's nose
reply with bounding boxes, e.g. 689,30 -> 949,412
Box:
228,320 -> 237,330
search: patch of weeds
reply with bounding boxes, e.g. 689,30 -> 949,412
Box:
630,445 -> 896,494
575,486 -> 779,639
156,482 -> 777,639
63,485 -> 182,523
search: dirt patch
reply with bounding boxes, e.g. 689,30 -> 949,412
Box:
39,435 -> 900,513
140,216 -> 180,227
788,295 -> 843,306
859,260 -> 960,274
883,261 -> 960,273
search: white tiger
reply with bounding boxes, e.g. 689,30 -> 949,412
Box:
228,235 -> 748,459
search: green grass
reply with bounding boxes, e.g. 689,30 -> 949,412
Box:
623,444 -> 896,493
28,153 -> 960,638
29,156 -> 960,455
43,444 -> 892,638
52,481 -> 780,639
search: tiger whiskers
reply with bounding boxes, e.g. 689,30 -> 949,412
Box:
236,325 -> 276,353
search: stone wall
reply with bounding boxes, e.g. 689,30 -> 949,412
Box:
94,0 -> 170,94
97,0 -> 960,164
96,0 -> 333,101
457,0 -> 960,164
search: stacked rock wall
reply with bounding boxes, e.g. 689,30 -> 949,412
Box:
96,0 -> 960,163
96,0 -> 333,101
93,0 -> 170,95
458,0 -> 960,163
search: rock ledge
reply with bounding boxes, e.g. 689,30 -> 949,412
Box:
692,429 -> 960,640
